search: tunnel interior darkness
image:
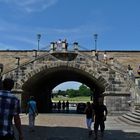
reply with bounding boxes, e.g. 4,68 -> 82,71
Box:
22,66 -> 106,112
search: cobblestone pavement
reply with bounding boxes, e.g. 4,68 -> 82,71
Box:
15,113 -> 140,140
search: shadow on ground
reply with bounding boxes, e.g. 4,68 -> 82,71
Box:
15,125 -> 140,140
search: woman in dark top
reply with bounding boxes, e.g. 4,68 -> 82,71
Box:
84,102 -> 93,135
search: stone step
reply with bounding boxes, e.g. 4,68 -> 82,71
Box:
126,112 -> 140,120
122,114 -> 140,123
112,80 -> 126,84
118,115 -> 140,126
109,84 -> 127,87
106,87 -> 128,92
104,91 -> 130,95
132,111 -> 140,117
136,110 -> 140,113
100,67 -> 109,71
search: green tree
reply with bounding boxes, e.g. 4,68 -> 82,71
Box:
78,84 -> 91,96
66,89 -> 78,98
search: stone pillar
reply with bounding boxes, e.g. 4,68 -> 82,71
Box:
21,91 -> 30,113
93,89 -> 104,105
104,95 -> 130,115
50,42 -> 55,53
73,42 -> 79,52
62,41 -> 67,52
36,88 -> 52,113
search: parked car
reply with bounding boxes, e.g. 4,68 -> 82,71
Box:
76,103 -> 86,113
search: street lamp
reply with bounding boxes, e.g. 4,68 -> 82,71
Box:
37,34 -> 41,51
94,34 -> 98,51
15,57 -> 20,81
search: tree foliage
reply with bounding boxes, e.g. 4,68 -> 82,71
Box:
79,84 -> 91,96
66,89 -> 77,98
55,84 -> 92,98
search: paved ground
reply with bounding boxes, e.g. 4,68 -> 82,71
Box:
15,113 -> 140,140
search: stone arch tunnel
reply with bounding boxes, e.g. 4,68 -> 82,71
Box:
21,66 -> 107,113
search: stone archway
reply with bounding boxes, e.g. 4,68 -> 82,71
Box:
21,65 -> 108,112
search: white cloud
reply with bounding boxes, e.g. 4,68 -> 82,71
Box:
0,0 -> 58,13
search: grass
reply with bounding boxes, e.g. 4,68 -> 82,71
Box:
52,96 -> 91,103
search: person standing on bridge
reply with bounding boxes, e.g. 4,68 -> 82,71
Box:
0,78 -> 24,140
95,51 -> 99,61
57,39 -> 62,51
103,52 -> 108,64
26,96 -> 38,132
137,65 -> 140,75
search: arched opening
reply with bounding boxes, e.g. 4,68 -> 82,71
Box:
21,66 -> 106,112
52,81 -> 92,113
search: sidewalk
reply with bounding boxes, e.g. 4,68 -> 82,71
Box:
15,114 -> 140,140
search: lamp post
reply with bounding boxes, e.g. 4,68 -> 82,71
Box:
37,34 -> 41,51
94,34 -> 98,51
15,57 -> 20,82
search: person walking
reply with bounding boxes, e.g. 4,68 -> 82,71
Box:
66,100 -> 69,113
62,101 -> 66,112
84,102 -> 93,136
93,98 -> 108,140
0,78 -> 23,140
26,96 -> 38,132
57,100 -> 61,112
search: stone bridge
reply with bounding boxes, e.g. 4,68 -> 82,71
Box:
1,48 -> 140,113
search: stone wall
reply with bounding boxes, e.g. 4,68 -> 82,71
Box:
1,50 -> 139,113
104,95 -> 130,115
0,50 -> 46,72
1,50 -> 140,76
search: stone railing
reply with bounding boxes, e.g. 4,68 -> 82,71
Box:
78,52 -> 140,104
1,51 -> 97,89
